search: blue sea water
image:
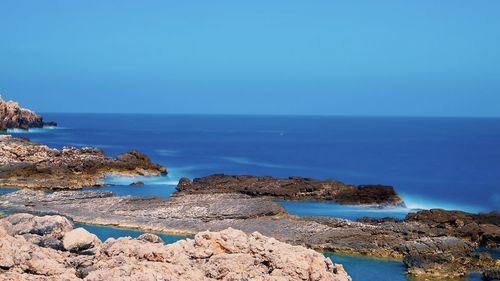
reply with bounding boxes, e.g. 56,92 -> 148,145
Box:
7,113 -> 498,214
2,113 -> 498,281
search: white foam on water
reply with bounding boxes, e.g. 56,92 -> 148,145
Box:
103,175 -> 179,186
102,166 -> 194,186
155,149 -> 180,157
6,127 -> 65,134
221,157 -> 285,169
401,193 -> 484,213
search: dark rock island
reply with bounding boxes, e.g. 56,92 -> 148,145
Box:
0,96 -> 56,131
177,174 -> 404,206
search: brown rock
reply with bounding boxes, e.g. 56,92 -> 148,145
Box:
0,135 -> 167,189
0,96 -> 56,131
137,233 -> 163,243
176,174 -> 404,206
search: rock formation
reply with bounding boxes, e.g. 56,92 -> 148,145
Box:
405,208 -> 500,248
0,135 -> 166,189
1,189 -> 498,279
177,174 -> 404,206
0,96 -> 56,131
0,213 -> 351,281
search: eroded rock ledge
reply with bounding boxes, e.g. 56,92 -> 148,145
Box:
0,96 -> 56,131
0,190 -> 498,279
177,174 -> 404,206
0,213 -> 350,281
0,135 -> 166,189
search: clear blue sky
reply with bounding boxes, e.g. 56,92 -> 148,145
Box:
1,0 -> 499,116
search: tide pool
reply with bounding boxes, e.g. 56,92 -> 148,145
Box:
325,253 -> 484,281
0,188 -> 17,195
75,223 -> 188,244
275,199 -> 414,220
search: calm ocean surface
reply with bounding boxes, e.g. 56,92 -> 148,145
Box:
3,113 -> 499,281
7,113 -> 499,213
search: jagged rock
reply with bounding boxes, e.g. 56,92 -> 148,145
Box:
137,233 -> 163,243
400,237 -> 477,278
0,214 -> 351,281
0,135 -> 167,189
88,228 -> 350,281
130,181 -> 145,186
0,212 -> 73,238
63,228 -> 102,252
176,174 -> 404,206
484,268 -> 500,281
405,209 -> 500,247
0,96 -> 56,131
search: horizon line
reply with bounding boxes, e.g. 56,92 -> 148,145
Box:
39,111 -> 500,119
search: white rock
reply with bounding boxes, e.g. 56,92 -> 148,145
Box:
63,227 -> 101,252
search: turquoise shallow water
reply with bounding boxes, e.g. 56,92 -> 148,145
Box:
324,253 -> 411,281
0,188 -> 17,195
275,199 -> 413,220
74,223 -> 187,244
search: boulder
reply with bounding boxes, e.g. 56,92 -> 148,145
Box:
1,213 -> 73,239
137,233 -> 163,243
63,227 -> 101,252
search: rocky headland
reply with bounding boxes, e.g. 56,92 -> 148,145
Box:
0,135 -> 166,189
0,96 -> 56,131
177,174 -> 404,207
0,213 -> 350,280
1,189 -> 498,279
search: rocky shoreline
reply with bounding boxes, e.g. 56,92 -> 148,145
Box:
1,101 -> 498,280
0,135 -> 166,189
1,189 -> 498,279
0,213 -> 350,280
177,174 -> 404,207
0,97 -> 56,131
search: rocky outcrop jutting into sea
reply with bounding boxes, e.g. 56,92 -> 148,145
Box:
0,213 -> 351,281
177,174 -> 404,206
0,135 -> 167,189
1,189 -> 498,279
0,96 -> 56,131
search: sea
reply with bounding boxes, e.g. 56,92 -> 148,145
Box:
3,113 -> 500,281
